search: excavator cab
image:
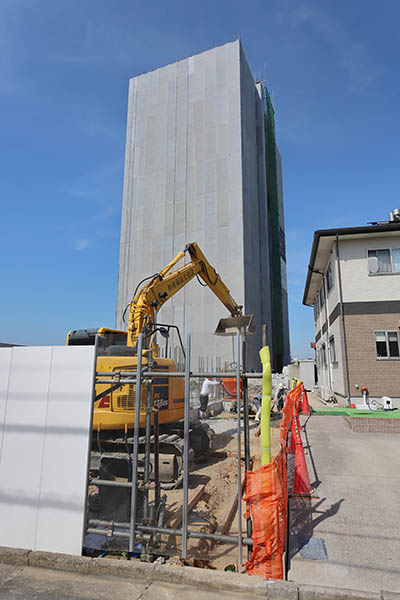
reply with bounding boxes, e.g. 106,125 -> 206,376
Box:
67,328 -> 132,356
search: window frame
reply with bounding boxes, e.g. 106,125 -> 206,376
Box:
326,263 -> 333,293
329,335 -> 337,363
374,330 -> 400,360
367,247 -> 400,276
321,343 -> 327,366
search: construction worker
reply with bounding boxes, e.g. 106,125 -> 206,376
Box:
252,394 -> 262,422
252,384 -> 286,422
274,383 -> 286,412
199,377 -> 221,419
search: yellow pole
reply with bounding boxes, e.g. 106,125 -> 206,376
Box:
259,346 -> 272,465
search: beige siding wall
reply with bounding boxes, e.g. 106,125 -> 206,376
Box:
316,317 -> 346,402
340,234 -> 400,302
345,312 -> 400,400
313,251 -> 339,336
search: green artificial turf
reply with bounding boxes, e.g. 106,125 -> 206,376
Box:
310,407 -> 400,418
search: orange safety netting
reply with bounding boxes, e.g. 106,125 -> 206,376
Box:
244,383 -> 304,579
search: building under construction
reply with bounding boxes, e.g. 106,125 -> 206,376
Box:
116,40 -> 290,371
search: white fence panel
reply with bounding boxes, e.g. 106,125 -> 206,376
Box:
0,346 -> 95,555
0,348 -> 13,457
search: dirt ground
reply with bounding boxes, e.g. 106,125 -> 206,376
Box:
160,413 -> 282,570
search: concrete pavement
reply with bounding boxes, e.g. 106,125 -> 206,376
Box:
288,413 -> 400,594
0,558 -> 393,600
0,562 -> 263,600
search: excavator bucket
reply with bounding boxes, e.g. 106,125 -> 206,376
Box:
214,314 -> 255,336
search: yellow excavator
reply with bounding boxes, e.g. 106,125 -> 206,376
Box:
67,242 -> 251,495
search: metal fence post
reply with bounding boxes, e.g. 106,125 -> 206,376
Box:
82,335 -> 99,550
236,330 -> 243,570
182,332 -> 191,559
129,333 -> 144,553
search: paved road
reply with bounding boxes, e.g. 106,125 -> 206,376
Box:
0,563 -> 260,600
288,413 -> 400,594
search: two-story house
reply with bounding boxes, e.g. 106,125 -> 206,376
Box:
303,210 -> 400,407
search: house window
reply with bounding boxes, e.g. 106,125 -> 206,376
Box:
326,263 -> 333,292
321,343 -> 327,366
368,249 -> 400,274
374,331 -> 400,359
329,336 -> 336,363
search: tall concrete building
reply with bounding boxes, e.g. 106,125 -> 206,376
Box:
116,40 -> 290,371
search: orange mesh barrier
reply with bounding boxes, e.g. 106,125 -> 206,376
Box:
244,383 -> 303,578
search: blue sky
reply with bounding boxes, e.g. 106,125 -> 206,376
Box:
1,0 -> 399,358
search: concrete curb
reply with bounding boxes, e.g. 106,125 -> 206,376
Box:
0,547 -> 399,600
0,546 -> 31,566
297,583 -> 381,600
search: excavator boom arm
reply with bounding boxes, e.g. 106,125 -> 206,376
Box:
127,242 -> 242,347
186,243 -> 242,317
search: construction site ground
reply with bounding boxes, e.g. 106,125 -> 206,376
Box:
88,410 -> 282,571
2,397 -> 400,598
159,412 -> 281,570
288,392 -> 400,594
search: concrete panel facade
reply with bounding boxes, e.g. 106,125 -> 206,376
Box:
116,41 -> 289,371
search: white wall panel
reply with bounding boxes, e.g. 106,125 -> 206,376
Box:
0,347 -> 53,550
0,348 -> 12,456
35,346 -> 95,554
0,346 -> 94,555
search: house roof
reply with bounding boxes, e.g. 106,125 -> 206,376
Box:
302,222 -> 400,307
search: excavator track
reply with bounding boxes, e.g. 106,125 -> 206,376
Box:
88,422 -> 215,522
90,422 -> 215,490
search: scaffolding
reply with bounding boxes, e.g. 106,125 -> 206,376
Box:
84,332 -> 263,570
